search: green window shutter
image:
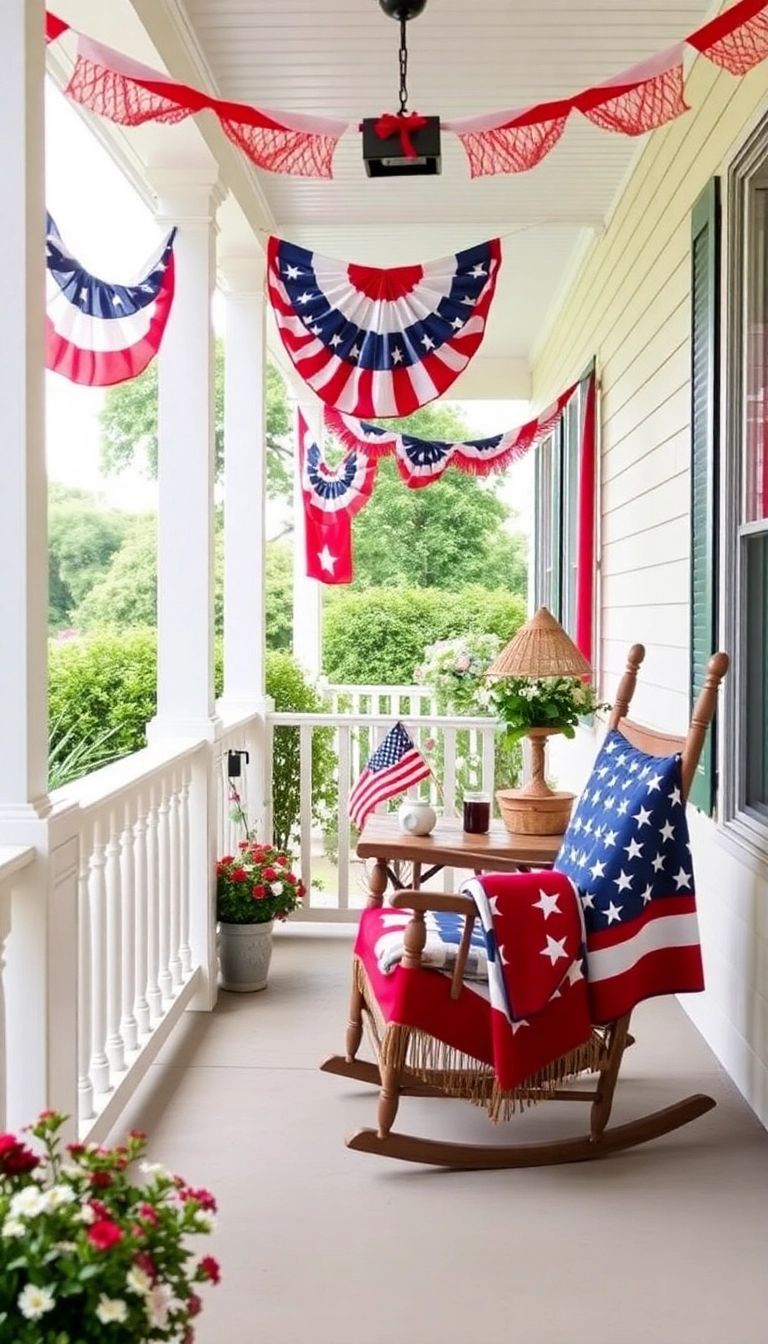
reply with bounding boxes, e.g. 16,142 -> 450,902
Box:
689,177 -> 720,813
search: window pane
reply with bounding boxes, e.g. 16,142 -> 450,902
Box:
745,533 -> 768,812
745,186 -> 768,522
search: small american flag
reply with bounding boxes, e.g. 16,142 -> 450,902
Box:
349,722 -> 431,831
554,728 -> 704,1024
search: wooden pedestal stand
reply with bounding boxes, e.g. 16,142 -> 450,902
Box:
496,726 -> 574,836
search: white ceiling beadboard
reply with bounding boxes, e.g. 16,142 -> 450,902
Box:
176,0 -> 713,385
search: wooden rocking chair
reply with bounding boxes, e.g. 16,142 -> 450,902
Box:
321,645 -> 729,1169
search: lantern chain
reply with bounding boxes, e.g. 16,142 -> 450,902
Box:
398,15 -> 409,115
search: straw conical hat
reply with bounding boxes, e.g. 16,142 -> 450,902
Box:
487,607 -> 591,678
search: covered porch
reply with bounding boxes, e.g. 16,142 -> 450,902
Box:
3,0 -> 768,1336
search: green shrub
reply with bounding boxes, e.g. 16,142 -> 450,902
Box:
48,630 -> 158,776
264,651 -> 336,850
322,586 -> 527,685
48,633 -> 336,846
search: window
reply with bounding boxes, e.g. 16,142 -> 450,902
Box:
689,180 -> 720,815
533,382 -> 584,638
722,120 -> 768,836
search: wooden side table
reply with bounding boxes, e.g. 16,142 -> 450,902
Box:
356,815 -> 563,907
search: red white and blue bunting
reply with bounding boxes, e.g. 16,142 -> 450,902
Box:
46,2 -> 768,179
45,214 -> 176,386
298,409 -> 377,584
268,236 -> 502,418
325,380 -> 579,489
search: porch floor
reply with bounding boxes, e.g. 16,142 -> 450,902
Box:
114,927 -> 768,1344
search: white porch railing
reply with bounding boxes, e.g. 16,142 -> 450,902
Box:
44,740 -> 209,1140
266,706 -> 498,920
0,688 -> 498,1136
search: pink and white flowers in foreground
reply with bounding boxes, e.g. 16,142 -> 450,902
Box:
0,1112 -> 220,1343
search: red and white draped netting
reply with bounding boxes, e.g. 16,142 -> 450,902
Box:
46,0 -> 768,179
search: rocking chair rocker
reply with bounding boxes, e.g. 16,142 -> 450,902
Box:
321,644 -> 729,1169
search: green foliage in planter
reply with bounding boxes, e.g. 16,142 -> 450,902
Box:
322,585 -> 528,686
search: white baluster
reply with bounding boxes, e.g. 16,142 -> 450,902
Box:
104,812 -> 125,1074
77,836 -> 94,1123
168,771 -> 183,988
157,781 -> 173,1002
88,817 -> 111,1096
120,798 -> 138,1054
179,766 -> 192,975
145,784 -> 162,1022
133,793 -> 150,1036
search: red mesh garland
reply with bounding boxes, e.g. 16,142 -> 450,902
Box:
579,62 -> 688,136
66,55 -> 188,126
220,119 -> 336,180
692,7 -> 768,75
456,116 -> 567,178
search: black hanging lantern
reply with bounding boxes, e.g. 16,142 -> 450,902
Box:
362,0 -> 441,178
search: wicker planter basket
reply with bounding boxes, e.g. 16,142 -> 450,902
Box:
496,788 -> 574,836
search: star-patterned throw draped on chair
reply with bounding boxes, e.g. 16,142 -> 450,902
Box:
553,728 -> 703,1024
45,214 -> 176,386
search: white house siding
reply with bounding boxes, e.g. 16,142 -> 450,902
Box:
531,57 -> 768,1126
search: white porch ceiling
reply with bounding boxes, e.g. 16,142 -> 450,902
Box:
52,0 -> 716,397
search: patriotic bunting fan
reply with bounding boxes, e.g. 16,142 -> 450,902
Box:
326,381 -> 579,488
268,236 -> 502,418
298,410 -> 377,584
45,214 -> 176,387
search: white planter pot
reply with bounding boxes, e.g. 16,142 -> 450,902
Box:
218,920 -> 274,992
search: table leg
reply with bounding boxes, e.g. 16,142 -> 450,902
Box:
366,858 -> 388,908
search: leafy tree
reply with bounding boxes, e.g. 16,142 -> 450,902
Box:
347,403 -> 527,593
73,514 -> 157,631
48,484 -> 133,631
75,517 -> 293,654
265,543 -> 293,652
99,344 -> 293,497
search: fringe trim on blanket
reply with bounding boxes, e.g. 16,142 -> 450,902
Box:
354,957 -> 608,1121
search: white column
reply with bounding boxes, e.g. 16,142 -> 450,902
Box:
147,167 -> 224,742
0,0 -> 48,813
292,398 -> 323,678
0,0 -> 79,1134
219,253 -> 268,706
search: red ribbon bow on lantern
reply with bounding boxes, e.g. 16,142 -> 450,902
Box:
374,111 -> 428,159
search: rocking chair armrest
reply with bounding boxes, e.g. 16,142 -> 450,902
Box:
389,890 -> 477,1000
389,890 -> 474,915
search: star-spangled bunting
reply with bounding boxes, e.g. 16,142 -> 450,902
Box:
297,408 -> 377,584
46,2 -> 768,178
348,722 -> 431,831
553,727 -> 704,1024
268,236 -> 501,417
45,213 -> 176,386
325,380 -> 580,488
